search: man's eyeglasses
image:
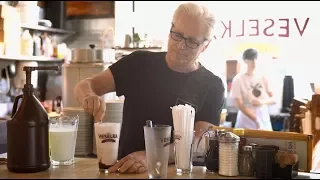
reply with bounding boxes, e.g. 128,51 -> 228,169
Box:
170,24 -> 207,49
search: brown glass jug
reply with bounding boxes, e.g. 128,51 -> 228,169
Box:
7,66 -> 59,173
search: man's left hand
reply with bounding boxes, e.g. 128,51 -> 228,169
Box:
107,151 -> 147,174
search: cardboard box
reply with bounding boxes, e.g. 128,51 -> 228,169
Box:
0,30 -> 4,42
0,18 -> 3,31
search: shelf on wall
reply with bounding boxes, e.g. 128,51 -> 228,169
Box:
20,24 -> 76,35
116,47 -> 162,50
0,55 -> 64,70
0,55 -> 64,62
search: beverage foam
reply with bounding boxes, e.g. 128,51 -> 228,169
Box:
49,127 -> 76,132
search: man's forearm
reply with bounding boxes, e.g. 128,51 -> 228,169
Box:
74,79 -> 96,104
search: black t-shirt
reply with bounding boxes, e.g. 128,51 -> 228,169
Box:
109,51 -> 225,159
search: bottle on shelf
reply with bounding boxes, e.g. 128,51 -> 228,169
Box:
20,30 -> 33,56
33,33 -> 41,56
51,35 -> 58,58
42,32 -> 53,57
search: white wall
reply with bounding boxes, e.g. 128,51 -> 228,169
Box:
116,1 -> 320,70
114,1 -> 132,47
115,1 -> 319,113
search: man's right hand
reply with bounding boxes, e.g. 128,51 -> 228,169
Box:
82,94 -> 106,122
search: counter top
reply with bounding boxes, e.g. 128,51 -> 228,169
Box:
1,158 -> 319,179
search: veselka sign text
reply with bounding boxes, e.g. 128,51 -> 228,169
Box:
215,18 -> 310,39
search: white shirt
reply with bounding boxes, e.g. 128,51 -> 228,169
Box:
230,73 -> 273,130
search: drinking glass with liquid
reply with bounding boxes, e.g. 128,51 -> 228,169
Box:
94,122 -> 122,173
49,115 -> 79,166
144,125 -> 172,179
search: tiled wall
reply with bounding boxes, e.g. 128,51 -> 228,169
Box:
65,18 -> 115,49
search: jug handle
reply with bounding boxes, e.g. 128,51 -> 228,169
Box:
11,95 -> 23,118
195,128 -> 227,152
195,130 -> 210,153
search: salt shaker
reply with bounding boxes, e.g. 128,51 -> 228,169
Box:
218,132 -> 240,177
239,146 -> 254,176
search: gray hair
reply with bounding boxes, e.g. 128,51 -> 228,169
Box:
172,2 -> 216,39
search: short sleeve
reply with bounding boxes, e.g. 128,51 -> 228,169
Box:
230,75 -> 242,100
195,77 -> 225,126
109,51 -> 146,97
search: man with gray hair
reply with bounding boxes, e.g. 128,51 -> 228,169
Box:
74,2 -> 224,174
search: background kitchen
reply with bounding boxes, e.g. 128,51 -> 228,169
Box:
0,1 -> 319,131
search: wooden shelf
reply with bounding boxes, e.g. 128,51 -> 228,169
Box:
0,55 -> 64,70
0,55 -> 64,62
116,47 -> 162,50
20,24 -> 76,35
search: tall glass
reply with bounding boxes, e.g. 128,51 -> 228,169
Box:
144,125 -> 172,179
174,130 -> 194,174
49,115 -> 79,166
94,122 -> 122,173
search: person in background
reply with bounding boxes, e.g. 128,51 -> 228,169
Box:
230,48 -> 275,130
312,140 -> 320,173
74,2 -> 225,174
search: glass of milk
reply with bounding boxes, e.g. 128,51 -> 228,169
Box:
49,115 -> 79,166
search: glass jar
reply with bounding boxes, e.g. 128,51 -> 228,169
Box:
248,143 -> 258,161
239,146 -> 254,176
248,143 -> 258,175
205,130 -> 219,173
238,136 -> 247,155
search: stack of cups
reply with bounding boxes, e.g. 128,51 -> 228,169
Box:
103,100 -> 124,123
171,104 -> 195,174
62,107 -> 93,156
